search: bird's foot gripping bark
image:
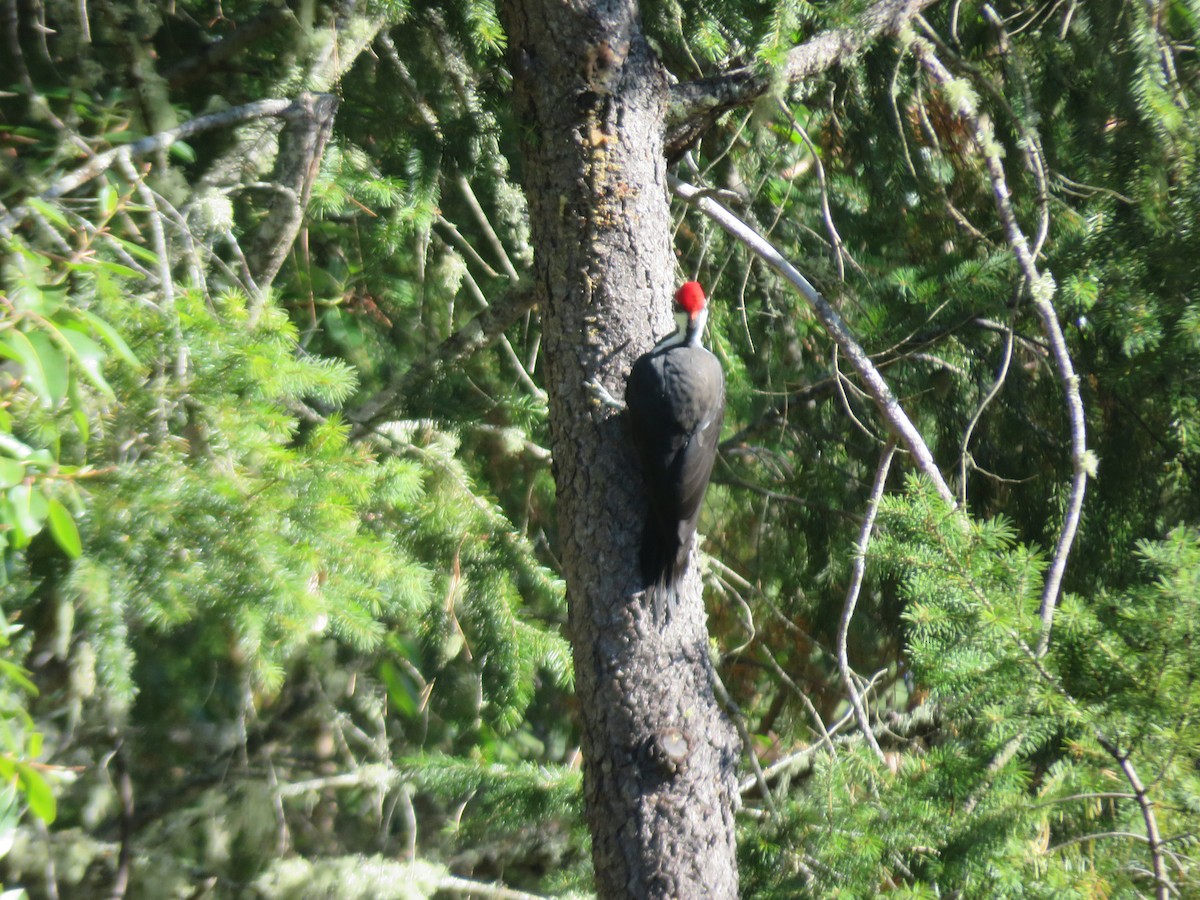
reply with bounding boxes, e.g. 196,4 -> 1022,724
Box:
585,376 -> 626,411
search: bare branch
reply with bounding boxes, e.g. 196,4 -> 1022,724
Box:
457,174 -> 521,283
437,216 -> 503,279
377,32 -> 442,135
114,156 -> 174,309
837,441 -> 896,764
106,736 -> 135,900
738,705 -> 856,794
775,100 -> 851,280
960,303 -> 1017,505
670,174 -> 958,507
913,40 -> 1088,658
712,672 -> 778,815
460,267 -> 545,402
1095,736 -> 1174,900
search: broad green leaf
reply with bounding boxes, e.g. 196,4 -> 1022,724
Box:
77,310 -> 140,367
169,140 -> 196,162
97,183 -> 118,218
0,460 -> 23,489
0,332 -> 51,405
5,246 -> 55,315
46,499 -> 81,558
17,763 -> 55,825
379,659 -> 420,718
8,483 -> 48,544
102,130 -> 142,144
55,328 -> 113,398
63,258 -> 141,279
25,331 -> 69,405
25,196 -> 69,229
112,236 -> 159,265
0,660 -> 37,696
0,784 -> 18,860
0,436 -> 29,462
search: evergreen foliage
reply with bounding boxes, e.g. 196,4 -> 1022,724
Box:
0,0 -> 1197,896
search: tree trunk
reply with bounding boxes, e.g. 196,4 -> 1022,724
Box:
501,1 -> 740,897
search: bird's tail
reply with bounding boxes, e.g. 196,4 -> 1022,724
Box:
639,516 -> 689,624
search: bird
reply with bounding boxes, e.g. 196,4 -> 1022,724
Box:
625,281 -> 725,622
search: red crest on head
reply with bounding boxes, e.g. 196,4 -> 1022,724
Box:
674,281 -> 706,314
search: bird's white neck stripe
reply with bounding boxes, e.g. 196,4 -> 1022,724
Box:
653,306 -> 707,350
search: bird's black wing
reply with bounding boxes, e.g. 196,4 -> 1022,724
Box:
625,345 -> 725,615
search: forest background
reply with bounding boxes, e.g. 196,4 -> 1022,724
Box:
0,0 -> 1199,897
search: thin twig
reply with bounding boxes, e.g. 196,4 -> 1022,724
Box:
274,766 -> 400,799
436,216 -> 503,279
461,268 -> 545,402
738,706 -> 857,794
712,673 -> 778,815
837,441 -> 896,764
377,32 -> 442,135
108,736 -> 134,900
758,645 -> 836,755
115,156 -> 174,310
457,174 -> 521,283
347,287 -> 538,432
776,99 -> 850,280
959,298 -> 1017,505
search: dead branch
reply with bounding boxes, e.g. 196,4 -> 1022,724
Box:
837,441 -> 896,764
912,40 -> 1089,658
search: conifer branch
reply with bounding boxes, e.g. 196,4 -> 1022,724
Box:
670,174 -> 958,508
912,41 -> 1089,659
666,0 -> 940,157
162,7 -> 295,89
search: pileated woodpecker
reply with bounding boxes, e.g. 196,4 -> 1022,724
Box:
625,281 -> 725,620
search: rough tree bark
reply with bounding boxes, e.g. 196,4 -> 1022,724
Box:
500,0 -> 741,896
